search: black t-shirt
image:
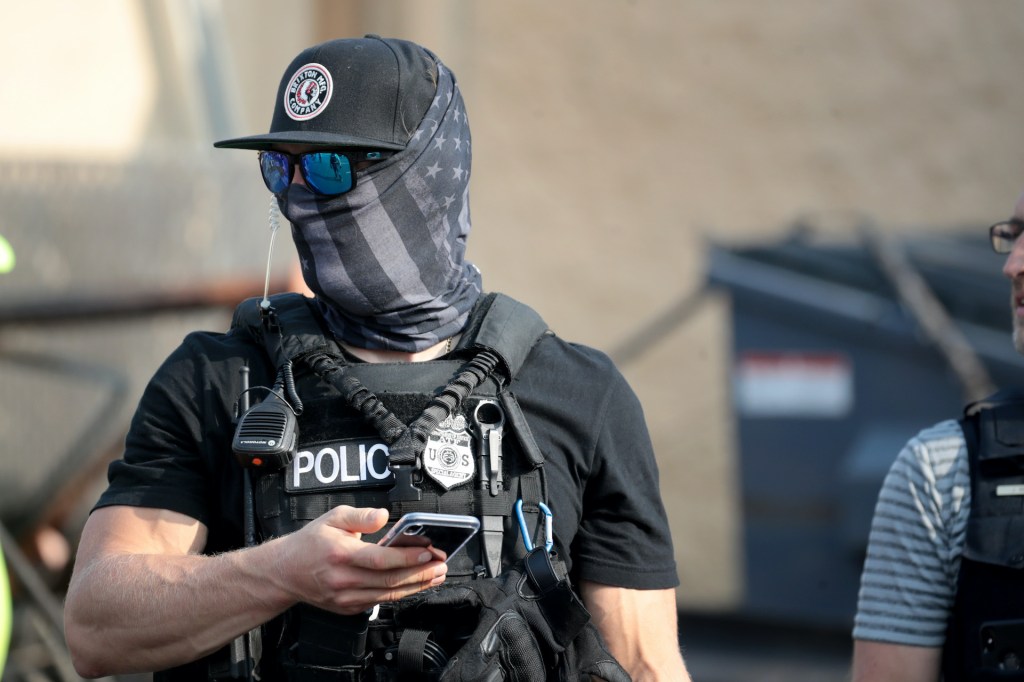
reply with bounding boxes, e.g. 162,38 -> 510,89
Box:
96,309 -> 678,591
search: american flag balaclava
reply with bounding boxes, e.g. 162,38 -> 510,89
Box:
278,55 -> 482,352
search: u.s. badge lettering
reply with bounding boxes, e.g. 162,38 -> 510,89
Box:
423,413 -> 475,490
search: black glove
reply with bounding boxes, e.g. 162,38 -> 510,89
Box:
392,548 -> 631,682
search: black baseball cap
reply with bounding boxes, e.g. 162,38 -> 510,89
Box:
214,35 -> 437,151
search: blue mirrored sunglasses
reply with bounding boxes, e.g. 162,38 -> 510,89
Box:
258,149 -> 392,197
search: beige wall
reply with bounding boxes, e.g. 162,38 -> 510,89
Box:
0,0 -> 155,159
4,0 -> 1024,610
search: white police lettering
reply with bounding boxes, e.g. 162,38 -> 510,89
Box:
284,63 -> 333,122
424,413 -> 475,490
286,439 -> 393,492
365,444 -> 390,479
315,448 -> 340,483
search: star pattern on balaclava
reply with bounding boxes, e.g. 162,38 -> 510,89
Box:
278,55 -> 482,353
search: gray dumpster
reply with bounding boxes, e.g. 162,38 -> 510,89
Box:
707,224 -> 1024,630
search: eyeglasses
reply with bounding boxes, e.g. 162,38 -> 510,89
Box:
258,149 -> 393,197
990,218 -> 1024,254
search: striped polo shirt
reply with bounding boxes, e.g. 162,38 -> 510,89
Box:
853,419 -> 970,647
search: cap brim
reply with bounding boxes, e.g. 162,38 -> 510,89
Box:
213,130 -> 407,151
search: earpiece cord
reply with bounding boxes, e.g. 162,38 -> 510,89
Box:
261,197 -> 281,311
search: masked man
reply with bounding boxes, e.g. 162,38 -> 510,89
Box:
64,35 -> 690,682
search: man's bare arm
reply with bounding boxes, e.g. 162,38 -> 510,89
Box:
851,639 -> 941,682
64,505 -> 447,678
580,582 -> 691,682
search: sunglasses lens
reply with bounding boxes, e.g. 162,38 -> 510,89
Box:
259,151 -> 292,194
301,152 -> 354,196
992,222 -> 1023,254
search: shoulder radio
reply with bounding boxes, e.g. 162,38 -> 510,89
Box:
232,390 -> 298,469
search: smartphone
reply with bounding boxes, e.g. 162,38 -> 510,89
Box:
377,512 -> 480,562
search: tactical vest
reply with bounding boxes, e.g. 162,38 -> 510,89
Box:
227,292 -> 571,681
944,390 -> 1024,681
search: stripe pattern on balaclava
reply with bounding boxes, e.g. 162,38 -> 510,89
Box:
278,55 -> 481,352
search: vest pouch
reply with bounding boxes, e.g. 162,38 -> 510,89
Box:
365,606 -> 453,682
963,515 -> 1024,570
279,604 -> 373,682
388,548 -> 631,682
977,404 -> 1024,477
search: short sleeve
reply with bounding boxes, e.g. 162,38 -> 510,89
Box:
94,335 -> 221,525
572,369 -> 679,589
852,419 -> 969,647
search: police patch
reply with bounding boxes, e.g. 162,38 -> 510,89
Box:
423,414 -> 474,490
284,63 -> 333,121
286,437 -> 394,492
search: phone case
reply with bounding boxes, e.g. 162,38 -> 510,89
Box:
378,512 -> 481,562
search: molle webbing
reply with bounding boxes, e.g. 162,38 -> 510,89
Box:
258,475 -> 515,522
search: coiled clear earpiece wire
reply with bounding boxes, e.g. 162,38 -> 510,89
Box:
260,197 -> 281,312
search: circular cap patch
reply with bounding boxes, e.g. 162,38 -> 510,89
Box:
284,63 -> 333,121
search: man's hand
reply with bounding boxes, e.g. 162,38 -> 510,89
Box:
269,506 -> 448,614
